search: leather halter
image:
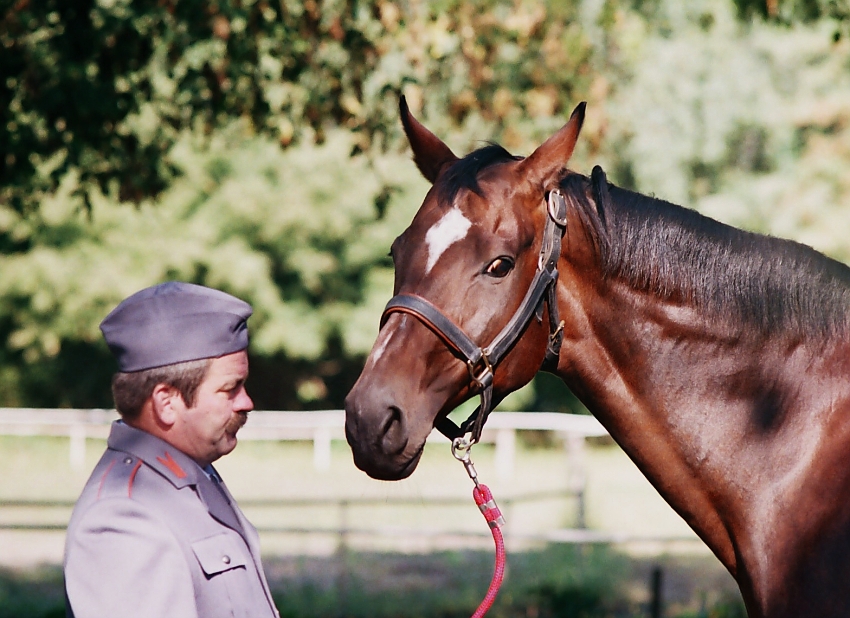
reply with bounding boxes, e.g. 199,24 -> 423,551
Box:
380,189 -> 568,444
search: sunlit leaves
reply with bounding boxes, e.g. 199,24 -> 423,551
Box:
2,0 -> 599,214
4,0 -> 850,410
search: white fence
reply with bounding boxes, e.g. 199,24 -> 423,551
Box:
0,408 -> 608,476
0,408 -> 608,539
0,409 -> 706,551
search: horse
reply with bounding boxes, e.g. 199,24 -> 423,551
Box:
343,97 -> 850,618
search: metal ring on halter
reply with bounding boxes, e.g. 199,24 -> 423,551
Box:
452,436 -> 473,460
451,436 -> 479,486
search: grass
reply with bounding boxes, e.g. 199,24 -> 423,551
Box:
265,537 -> 743,617
0,547 -> 744,618
0,432 -> 744,617
0,565 -> 65,618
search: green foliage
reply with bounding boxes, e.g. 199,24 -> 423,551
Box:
731,0 -> 850,44
4,0 -> 850,410
590,0 -> 850,265
0,125 -> 429,408
1,0 -> 595,214
272,545 -> 634,618
731,0 -> 835,24
0,566 -> 65,618
528,584 -> 610,618
0,546 -> 745,618
1,0 -> 601,409
0,0 -> 388,213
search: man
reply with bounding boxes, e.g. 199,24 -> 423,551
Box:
64,281 -> 279,618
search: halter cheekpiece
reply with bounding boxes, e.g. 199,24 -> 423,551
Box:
380,189 -> 569,445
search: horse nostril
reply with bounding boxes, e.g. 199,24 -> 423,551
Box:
380,405 -> 408,456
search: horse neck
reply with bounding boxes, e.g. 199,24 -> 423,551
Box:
551,269 -> 847,586
548,178 -> 850,616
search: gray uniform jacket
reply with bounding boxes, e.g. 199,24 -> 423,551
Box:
64,421 -> 279,618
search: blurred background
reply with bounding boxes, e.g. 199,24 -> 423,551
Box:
2,0 -> 850,615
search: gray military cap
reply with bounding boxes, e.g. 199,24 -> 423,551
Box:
100,282 -> 253,372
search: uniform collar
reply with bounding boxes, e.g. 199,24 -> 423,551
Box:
107,421 -> 246,539
107,420 -> 202,489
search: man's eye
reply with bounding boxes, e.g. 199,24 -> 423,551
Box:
485,257 -> 514,278
224,383 -> 243,396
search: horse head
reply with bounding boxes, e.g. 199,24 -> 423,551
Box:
344,97 -> 586,480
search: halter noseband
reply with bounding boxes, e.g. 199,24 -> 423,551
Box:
379,189 -> 568,445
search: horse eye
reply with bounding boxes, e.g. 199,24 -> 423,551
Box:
485,257 -> 514,278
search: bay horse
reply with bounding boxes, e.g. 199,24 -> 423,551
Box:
344,98 -> 850,618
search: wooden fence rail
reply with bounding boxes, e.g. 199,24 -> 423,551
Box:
0,408 -> 608,475
0,491 -> 699,547
0,408 -> 609,538
0,409 -> 705,550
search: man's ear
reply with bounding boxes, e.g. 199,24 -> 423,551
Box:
150,384 -> 184,428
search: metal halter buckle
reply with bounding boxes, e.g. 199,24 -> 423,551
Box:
547,189 -> 568,226
467,353 -> 494,391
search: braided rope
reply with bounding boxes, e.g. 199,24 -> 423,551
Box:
470,483 -> 506,618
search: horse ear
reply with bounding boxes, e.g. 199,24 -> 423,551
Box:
400,95 -> 459,184
519,102 -> 587,189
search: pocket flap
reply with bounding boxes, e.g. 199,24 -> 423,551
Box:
192,533 -> 248,576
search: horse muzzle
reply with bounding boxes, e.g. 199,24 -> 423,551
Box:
344,381 -> 429,480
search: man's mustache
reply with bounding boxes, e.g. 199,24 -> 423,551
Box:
226,411 -> 249,434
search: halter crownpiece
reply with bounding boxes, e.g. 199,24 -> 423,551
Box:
380,188 -> 568,444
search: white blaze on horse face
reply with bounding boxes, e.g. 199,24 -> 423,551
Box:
425,207 -> 472,274
369,316 -> 407,366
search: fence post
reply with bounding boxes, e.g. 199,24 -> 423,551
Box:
650,565 -> 664,618
495,427 -> 516,479
564,431 -> 588,528
336,498 -> 350,611
69,424 -> 87,471
313,425 -> 331,471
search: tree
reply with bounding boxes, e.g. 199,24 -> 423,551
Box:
5,0 -> 850,410
1,0 -> 600,409
1,0 -> 596,216
0,126 -> 428,408
731,0 -> 850,38
0,0 -> 394,213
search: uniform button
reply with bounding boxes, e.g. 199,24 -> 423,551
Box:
124,457 -> 133,464
222,555 -> 231,565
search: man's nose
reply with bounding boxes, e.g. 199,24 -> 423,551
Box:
236,387 -> 254,412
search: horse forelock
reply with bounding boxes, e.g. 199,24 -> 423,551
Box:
435,143 -> 522,207
562,172 -> 850,339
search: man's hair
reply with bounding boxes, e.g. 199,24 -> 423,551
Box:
111,358 -> 212,420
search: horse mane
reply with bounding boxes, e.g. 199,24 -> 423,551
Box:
437,144 -> 522,205
562,168 -> 850,339
436,142 -> 850,338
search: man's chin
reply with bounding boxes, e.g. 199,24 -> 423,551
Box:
224,433 -> 239,450
211,434 -> 239,461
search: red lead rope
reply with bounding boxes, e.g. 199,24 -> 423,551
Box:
453,439 -> 507,618
471,483 -> 507,618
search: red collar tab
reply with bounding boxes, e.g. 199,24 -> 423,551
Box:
156,451 -> 188,479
